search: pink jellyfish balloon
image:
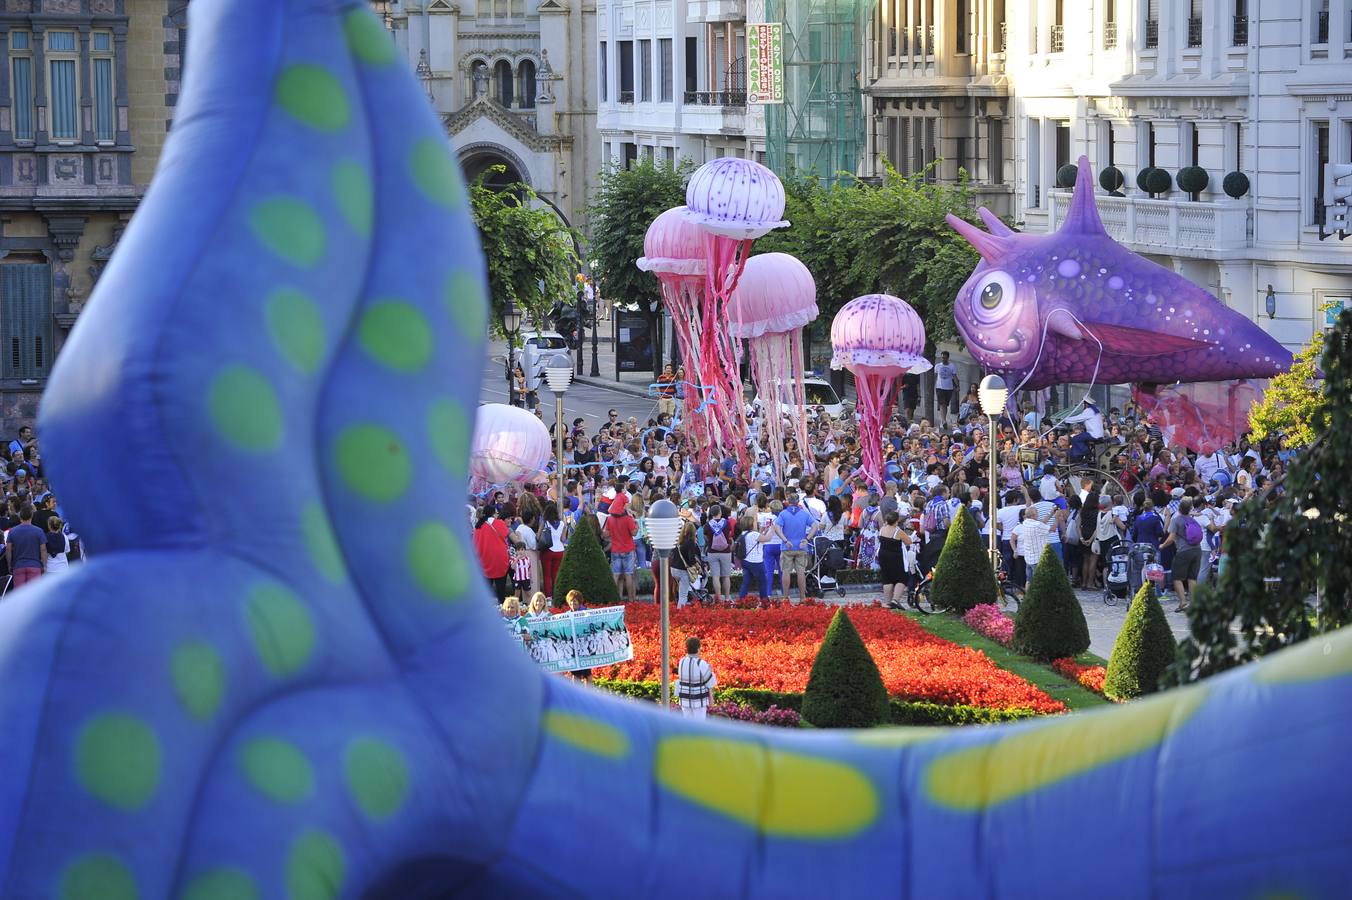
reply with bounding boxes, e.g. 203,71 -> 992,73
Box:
684,157 -> 789,472
728,253 -> 819,482
469,403 -> 552,492
636,206 -> 714,472
831,294 -> 931,489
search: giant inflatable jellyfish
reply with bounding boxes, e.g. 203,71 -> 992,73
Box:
0,2 -> 1346,897
946,157 -> 1294,395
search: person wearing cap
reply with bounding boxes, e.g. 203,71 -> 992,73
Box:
604,496 -> 639,604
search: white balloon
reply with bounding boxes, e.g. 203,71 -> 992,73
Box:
469,403 -> 551,485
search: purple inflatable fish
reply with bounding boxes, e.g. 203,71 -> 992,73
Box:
946,156 -> 1293,392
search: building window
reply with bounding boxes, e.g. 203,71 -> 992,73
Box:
47,30 -> 80,142
664,146 -> 676,165
1054,120 -> 1071,173
1188,0 -> 1203,47
1145,0 -> 1160,48
619,41 -> 634,103
1050,0 -> 1064,52
1232,0 -> 1249,46
494,60 -> 514,107
1313,121 -> 1329,226
1027,117 -> 1042,207
659,38 -> 673,102
0,263 -> 52,379
1147,121 -> 1158,168
11,31 -> 33,143
1104,0 -> 1117,48
638,39 -> 652,102
884,116 -> 900,169
519,60 -> 536,109
623,142 -> 638,169
1314,0 -> 1330,44
989,117 -> 1004,184
955,0 -> 968,53
93,31 -> 116,143
600,41 -> 607,102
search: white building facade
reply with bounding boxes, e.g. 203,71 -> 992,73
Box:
382,0 -> 600,230
1004,0 -> 1352,352
595,0 -> 768,167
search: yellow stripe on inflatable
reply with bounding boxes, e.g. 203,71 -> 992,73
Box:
924,686 -> 1207,811
656,737 -> 879,838
1254,627 -> 1352,684
542,711 -> 632,760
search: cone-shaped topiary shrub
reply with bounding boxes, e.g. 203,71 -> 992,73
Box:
929,506 -> 999,614
552,515 -> 619,607
1013,545 -> 1090,661
1105,583 -> 1177,700
801,608 -> 890,728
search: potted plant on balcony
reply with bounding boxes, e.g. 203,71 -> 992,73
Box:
1136,166 -> 1172,198
1177,165 -> 1209,199
1056,164 -> 1078,189
1099,165 -> 1126,196
1223,170 -> 1250,199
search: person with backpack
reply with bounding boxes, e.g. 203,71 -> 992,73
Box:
703,504 -> 736,603
1161,497 -> 1204,612
917,485 -> 952,576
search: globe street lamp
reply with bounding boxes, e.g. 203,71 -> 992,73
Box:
502,299 -> 522,406
544,357 -> 573,521
979,374 -> 1008,580
646,498 -> 682,709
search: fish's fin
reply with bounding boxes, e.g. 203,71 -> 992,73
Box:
1081,321 -> 1215,356
977,207 -> 1016,237
946,213 -> 1014,264
1045,310 -> 1084,341
1059,156 -> 1105,236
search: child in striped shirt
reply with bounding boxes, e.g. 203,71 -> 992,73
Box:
511,550 -> 533,599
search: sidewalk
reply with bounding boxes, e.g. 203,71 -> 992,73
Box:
571,324 -> 658,399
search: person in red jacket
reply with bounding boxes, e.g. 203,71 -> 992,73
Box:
473,505 -> 517,603
604,496 -> 639,604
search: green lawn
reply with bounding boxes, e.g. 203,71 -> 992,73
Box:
904,611 -> 1110,711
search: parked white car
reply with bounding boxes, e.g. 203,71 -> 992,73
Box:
512,331 -> 573,388
753,376 -> 849,420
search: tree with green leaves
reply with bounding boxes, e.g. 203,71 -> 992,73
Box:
1248,307 -> 1334,448
801,608 -> 890,728
929,506 -> 999,613
469,166 -> 581,338
1168,310 -> 1352,686
1013,545 -> 1091,661
588,158 -> 694,377
1104,583 -> 1176,700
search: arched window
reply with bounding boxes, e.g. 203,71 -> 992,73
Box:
519,60 -> 537,109
495,60 -> 514,107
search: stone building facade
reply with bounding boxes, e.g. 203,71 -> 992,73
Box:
0,0 -> 181,432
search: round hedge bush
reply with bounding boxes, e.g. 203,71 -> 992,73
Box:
1142,167 -> 1172,196
1056,164 -> 1078,188
801,608 -> 890,728
1223,170 -> 1250,198
1104,583 -> 1178,700
1177,165 -> 1209,194
1099,166 -> 1125,194
1012,545 -> 1091,661
1135,166 -> 1155,194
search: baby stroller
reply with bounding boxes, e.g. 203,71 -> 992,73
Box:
807,536 -> 848,599
1102,543 -> 1132,606
1126,542 -> 1159,599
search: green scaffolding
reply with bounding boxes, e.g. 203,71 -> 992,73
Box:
764,0 -> 873,184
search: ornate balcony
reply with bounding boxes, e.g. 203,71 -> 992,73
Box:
1187,16 -> 1203,48
1050,24 -> 1064,53
1232,15 -> 1248,46
1104,21 -> 1117,49
1049,191 -> 1249,256
1144,19 -> 1159,48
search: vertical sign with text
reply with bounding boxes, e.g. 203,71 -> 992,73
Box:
746,23 -> 784,104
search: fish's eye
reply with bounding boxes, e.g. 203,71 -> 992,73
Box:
971,270 -> 1017,325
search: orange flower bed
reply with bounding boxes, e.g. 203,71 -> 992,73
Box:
595,601 -> 1065,714
1052,657 -> 1108,695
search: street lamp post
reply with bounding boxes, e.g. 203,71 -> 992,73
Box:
589,260 -> 601,378
544,358 -> 573,521
979,374 -> 1009,584
646,499 -> 682,710
502,299 -> 522,407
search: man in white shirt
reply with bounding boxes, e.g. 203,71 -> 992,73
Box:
677,636 -> 717,719
996,491 -> 1027,585
1063,398 -> 1105,439
1012,512 -> 1051,582
934,351 -> 959,428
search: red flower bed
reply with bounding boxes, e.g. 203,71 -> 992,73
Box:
596,601 -> 1064,714
1052,657 -> 1108,695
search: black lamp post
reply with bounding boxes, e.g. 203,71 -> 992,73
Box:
503,298 -> 521,406
589,259 -> 601,377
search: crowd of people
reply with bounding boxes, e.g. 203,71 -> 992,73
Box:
0,425 -> 80,592
473,379 -> 1294,615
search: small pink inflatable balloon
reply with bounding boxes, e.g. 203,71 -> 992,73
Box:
636,206 -> 706,277
470,403 -> 551,486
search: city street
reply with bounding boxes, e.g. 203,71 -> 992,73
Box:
480,339 -> 657,428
